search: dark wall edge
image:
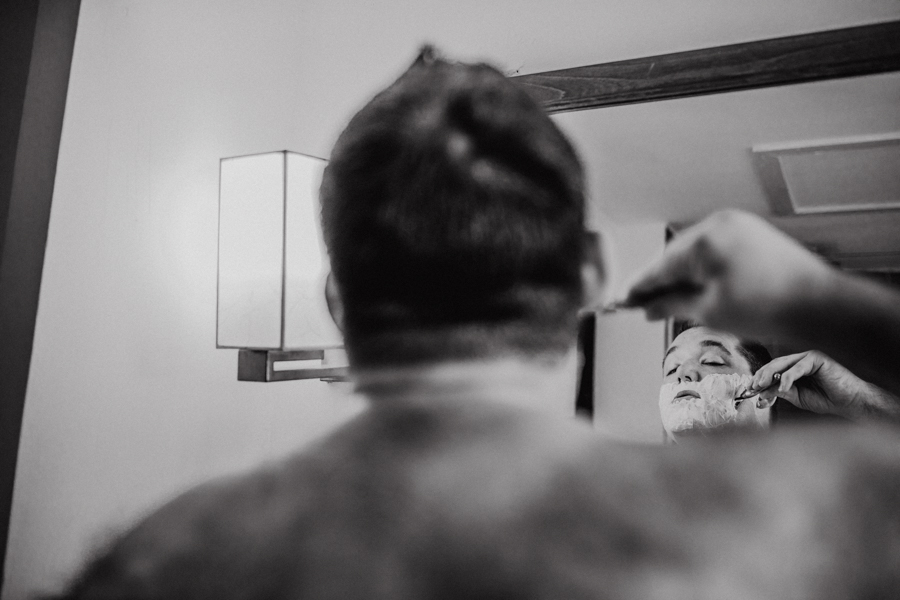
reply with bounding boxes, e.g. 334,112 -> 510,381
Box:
0,0 -> 81,588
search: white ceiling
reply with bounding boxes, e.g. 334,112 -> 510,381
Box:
553,68 -> 900,267
551,72 -> 900,223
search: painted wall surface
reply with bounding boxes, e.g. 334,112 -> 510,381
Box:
2,3 -> 377,597
591,222 -> 668,444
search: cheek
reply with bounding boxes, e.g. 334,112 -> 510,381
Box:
707,365 -> 738,377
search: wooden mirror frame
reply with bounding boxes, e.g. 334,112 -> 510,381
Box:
513,20 -> 900,113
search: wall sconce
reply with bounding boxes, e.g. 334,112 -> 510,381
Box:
217,150 -> 348,382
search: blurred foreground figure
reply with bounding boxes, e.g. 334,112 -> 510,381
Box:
54,50 -> 900,600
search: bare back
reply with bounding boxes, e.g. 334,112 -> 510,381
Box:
58,399 -> 900,600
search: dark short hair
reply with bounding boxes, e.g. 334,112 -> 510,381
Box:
735,339 -> 772,375
321,46 -> 588,366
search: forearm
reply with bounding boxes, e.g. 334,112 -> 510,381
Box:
852,383 -> 900,423
776,269 -> 900,401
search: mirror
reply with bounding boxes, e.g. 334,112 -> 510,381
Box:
513,21 -> 900,439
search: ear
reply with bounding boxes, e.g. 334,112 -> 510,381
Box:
580,230 -> 608,309
324,272 -> 345,333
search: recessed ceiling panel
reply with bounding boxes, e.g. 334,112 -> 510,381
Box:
754,133 -> 900,214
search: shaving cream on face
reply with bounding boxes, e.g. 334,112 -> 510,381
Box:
659,373 -> 753,435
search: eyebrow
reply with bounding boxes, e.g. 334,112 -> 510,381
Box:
700,339 -> 732,356
663,339 -> 733,365
663,345 -> 678,362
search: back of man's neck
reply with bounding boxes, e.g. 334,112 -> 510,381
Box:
351,351 -> 580,417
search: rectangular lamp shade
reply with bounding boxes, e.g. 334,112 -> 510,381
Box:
217,151 -> 342,350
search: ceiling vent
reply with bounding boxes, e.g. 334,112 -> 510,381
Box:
753,133 -> 900,216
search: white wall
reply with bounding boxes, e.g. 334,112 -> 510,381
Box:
3,3 -> 377,597
590,222 -> 668,444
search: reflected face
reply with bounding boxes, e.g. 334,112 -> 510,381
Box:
663,327 -> 751,385
660,327 -> 768,441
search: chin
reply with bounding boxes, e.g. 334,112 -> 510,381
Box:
658,374 -> 757,438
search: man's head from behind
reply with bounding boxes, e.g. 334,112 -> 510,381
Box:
321,47 -> 594,367
660,326 -> 774,442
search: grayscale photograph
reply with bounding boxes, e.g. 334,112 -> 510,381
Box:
1,1 -> 899,598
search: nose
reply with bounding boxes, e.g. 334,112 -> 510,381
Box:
676,363 -> 701,384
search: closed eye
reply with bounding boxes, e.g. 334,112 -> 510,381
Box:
665,366 -> 678,376
702,360 -> 725,367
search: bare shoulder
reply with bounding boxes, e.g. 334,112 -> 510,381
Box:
53,402 -> 606,599
52,408 -> 900,600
